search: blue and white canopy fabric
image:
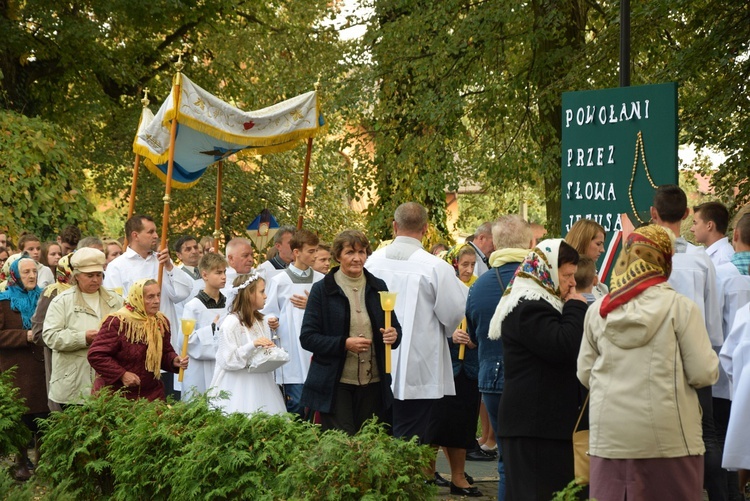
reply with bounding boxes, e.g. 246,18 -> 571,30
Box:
133,73 -> 325,188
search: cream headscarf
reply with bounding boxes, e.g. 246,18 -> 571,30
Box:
488,239 -> 565,340
107,278 -> 168,379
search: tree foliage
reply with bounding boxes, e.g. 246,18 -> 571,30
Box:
0,110 -> 100,239
1,0 -> 360,245
1,0 -> 748,243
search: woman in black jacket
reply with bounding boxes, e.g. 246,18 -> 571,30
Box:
300,230 -> 401,435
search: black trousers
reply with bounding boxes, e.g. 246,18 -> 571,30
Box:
320,382 -> 384,436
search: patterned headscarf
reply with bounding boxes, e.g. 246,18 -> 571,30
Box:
106,278 -> 168,378
0,255 -> 43,329
599,225 -> 673,317
444,244 -> 478,287
488,239 -> 564,339
43,253 -> 74,298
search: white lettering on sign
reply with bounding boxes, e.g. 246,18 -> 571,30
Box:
564,100 -> 650,128
566,145 -> 615,167
565,182 -> 617,201
565,213 -> 623,233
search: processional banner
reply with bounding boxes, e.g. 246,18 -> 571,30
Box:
133,74 -> 325,188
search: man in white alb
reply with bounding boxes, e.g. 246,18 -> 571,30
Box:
103,214 -> 194,397
365,202 -> 467,443
257,226 -> 295,282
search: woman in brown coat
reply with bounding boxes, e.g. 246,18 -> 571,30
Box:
0,254 -> 46,480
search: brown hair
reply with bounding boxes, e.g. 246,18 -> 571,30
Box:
574,256 -> 597,289
652,185 -> 687,223
199,252 -> 228,273
331,230 -> 372,261
231,274 -> 265,327
40,241 -> 61,267
565,219 -> 605,255
694,201 -> 730,234
124,214 -> 155,240
18,233 -> 41,252
290,229 -> 319,251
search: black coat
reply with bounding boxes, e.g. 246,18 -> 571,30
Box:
497,298 -> 588,440
299,267 -> 402,414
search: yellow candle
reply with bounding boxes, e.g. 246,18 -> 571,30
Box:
178,318 -> 196,382
458,318 -> 467,360
379,291 -> 398,374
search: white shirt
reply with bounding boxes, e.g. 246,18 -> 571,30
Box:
706,237 -> 735,267
720,305 -> 750,469
365,236 -> 467,400
468,242 -> 489,277
714,262 -> 750,399
257,260 -> 285,282
668,239 -> 724,347
181,296 -> 229,398
103,247 -> 194,350
261,267 -> 323,384
38,264 -> 54,289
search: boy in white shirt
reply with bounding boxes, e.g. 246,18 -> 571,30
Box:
262,229 -> 324,417
181,252 -> 229,400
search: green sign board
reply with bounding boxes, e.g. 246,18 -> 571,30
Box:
561,83 -> 679,271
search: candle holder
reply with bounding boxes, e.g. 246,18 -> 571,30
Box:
179,318 -> 196,382
458,318 -> 467,360
379,291 -> 397,374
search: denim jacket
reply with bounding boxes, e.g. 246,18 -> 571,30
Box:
466,262 -> 520,394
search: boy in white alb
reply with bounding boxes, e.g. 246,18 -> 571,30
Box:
181,253 -> 229,400
262,229 -> 324,417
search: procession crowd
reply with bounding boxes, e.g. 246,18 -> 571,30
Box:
2,185 -> 750,500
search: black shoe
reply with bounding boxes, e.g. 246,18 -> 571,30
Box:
466,447 -> 497,461
433,472 -> 450,487
464,472 -> 474,485
449,482 -> 483,497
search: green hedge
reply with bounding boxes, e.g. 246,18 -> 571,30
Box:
35,391 -> 435,500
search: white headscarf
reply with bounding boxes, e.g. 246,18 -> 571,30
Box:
488,238 -> 565,340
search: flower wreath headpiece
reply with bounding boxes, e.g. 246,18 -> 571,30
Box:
236,273 -> 262,290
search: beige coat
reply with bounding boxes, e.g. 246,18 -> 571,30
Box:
578,283 -> 718,459
42,287 -> 123,404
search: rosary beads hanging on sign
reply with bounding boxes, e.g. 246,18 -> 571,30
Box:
628,131 -> 658,225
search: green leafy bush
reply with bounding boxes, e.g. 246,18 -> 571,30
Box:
36,391 -> 435,500
0,367 -> 32,458
36,388 -> 143,499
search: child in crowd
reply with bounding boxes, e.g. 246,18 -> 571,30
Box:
181,253 -> 229,400
209,273 -> 286,416
18,233 -> 54,288
312,243 -> 332,275
575,256 -> 598,305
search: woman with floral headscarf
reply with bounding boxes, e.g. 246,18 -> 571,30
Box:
88,278 -> 188,401
578,225 -> 718,501
487,239 -> 587,500
0,254 -> 46,480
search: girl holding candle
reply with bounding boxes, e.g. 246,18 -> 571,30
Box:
299,230 -> 401,435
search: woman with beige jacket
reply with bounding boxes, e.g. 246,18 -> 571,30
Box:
42,248 -> 122,407
578,225 -> 719,501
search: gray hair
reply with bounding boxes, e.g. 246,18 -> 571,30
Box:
274,226 -> 296,245
394,202 -> 428,232
492,215 -> 533,250
77,236 -> 103,250
474,222 -> 493,237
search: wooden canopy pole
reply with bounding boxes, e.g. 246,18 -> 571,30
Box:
297,137 -> 313,230
158,72 -> 183,288
213,161 -> 223,253
124,88 -> 150,248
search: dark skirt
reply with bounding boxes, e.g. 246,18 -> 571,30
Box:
590,455 -> 703,501
430,370 -> 480,448
502,436 -> 576,501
